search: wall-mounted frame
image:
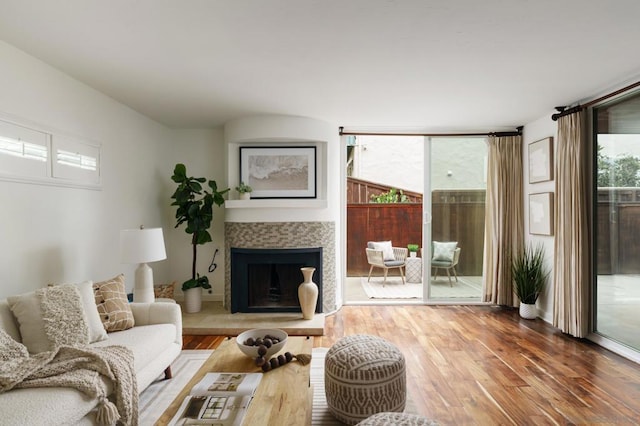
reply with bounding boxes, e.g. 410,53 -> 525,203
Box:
529,137 -> 554,183
529,192 -> 554,235
240,146 -> 316,199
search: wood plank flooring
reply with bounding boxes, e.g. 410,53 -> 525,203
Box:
183,305 -> 640,425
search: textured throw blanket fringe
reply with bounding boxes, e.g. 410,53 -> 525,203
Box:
0,343 -> 138,426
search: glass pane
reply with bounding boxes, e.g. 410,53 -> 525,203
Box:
427,137 -> 486,300
345,135 -> 424,302
594,92 -> 640,352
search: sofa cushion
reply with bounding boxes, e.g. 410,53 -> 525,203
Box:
0,383 -> 107,426
93,274 -> 135,332
91,323 -> 175,372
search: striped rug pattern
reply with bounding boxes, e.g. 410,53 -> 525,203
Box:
138,350 -> 213,425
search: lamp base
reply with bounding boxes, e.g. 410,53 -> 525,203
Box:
133,263 -> 155,303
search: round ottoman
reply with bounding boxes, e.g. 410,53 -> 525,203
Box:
325,334 -> 406,425
357,412 -> 439,425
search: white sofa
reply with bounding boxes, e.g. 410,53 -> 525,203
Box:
0,298 -> 183,425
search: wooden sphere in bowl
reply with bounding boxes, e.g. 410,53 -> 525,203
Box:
236,328 -> 288,359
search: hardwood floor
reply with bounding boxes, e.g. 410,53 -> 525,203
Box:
183,305 -> 640,425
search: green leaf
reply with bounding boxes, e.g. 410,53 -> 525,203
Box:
171,163 -> 187,183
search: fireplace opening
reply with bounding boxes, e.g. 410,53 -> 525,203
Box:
231,247 -> 323,313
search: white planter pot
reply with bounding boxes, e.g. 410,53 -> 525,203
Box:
239,192 -> 251,200
410,252 -> 417,258
184,287 -> 202,313
519,302 -> 537,319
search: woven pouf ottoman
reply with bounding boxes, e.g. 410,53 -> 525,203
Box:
325,334 -> 406,425
357,412 -> 439,426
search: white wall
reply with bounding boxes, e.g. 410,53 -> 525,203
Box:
352,136 -> 486,193
522,112 -> 558,323
0,41 -> 176,297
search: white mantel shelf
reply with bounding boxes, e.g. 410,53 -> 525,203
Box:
225,199 -> 328,209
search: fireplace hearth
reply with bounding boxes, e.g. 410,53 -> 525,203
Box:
231,247 -> 323,313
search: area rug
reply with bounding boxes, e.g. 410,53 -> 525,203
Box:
138,350 -> 213,426
311,347 -> 417,425
360,277 -> 422,299
361,276 -> 482,299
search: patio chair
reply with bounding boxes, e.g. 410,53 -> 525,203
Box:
431,244 -> 461,287
365,241 -> 408,286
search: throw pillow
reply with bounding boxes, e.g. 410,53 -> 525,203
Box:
371,241 -> 395,261
432,241 -> 458,262
93,274 -> 135,332
7,284 -> 90,353
6,291 -> 49,353
75,281 -> 109,343
154,282 -> 176,299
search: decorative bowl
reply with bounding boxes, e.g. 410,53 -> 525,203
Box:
236,328 -> 288,359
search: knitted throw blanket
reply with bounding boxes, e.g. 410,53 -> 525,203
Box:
0,337 -> 138,426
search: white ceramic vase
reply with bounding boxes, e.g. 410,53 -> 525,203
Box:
298,267 -> 318,320
519,302 -> 537,319
184,287 -> 202,313
410,252 -> 417,258
239,192 -> 251,200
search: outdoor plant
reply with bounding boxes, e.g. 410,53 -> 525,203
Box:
512,243 -> 549,305
370,188 -> 410,203
171,163 -> 229,291
407,244 -> 419,253
235,181 -> 253,193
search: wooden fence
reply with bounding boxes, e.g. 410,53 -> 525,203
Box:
347,186 -> 640,277
597,188 -> 640,274
347,190 -> 486,277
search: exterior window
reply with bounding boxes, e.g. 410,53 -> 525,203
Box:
0,118 -> 101,188
56,149 -> 97,171
0,136 -> 47,162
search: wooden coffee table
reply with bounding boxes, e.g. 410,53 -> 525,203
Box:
156,336 -> 314,425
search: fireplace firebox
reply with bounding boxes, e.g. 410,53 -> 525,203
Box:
231,247 -> 323,313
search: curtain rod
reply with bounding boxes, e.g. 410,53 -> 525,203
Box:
551,80 -> 640,121
338,126 -> 523,138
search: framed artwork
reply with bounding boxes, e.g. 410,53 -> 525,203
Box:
529,137 -> 554,183
239,146 -> 316,199
529,192 -> 554,235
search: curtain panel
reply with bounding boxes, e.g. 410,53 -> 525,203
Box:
482,135 -> 524,306
553,111 -> 590,337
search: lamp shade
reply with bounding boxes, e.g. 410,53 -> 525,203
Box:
120,227 -> 167,264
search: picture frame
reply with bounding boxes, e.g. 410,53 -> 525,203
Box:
529,137 -> 554,183
239,146 -> 316,199
529,192 -> 554,235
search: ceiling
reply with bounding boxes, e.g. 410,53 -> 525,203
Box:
1,0 -> 640,131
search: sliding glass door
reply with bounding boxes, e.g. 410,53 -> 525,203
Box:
424,137 -> 486,301
594,93 -> 640,352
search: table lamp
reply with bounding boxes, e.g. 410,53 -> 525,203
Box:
120,226 -> 167,303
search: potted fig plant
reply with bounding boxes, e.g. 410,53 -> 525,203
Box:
407,244 -> 420,258
235,181 -> 253,200
171,163 -> 229,313
512,243 -> 549,319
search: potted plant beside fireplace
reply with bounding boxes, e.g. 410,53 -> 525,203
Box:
171,163 -> 229,313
